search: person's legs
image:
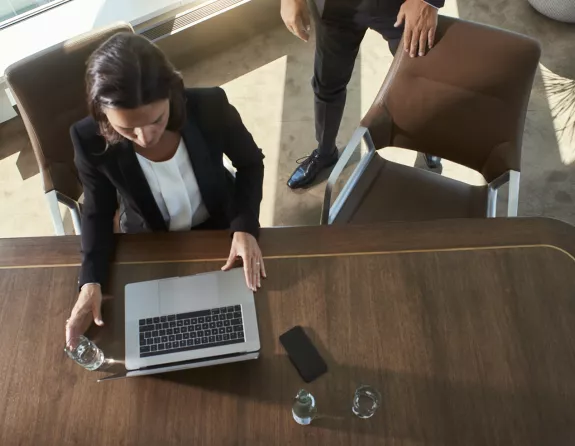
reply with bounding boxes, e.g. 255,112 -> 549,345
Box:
312,21 -> 366,158
366,0 -> 404,53
287,2 -> 367,189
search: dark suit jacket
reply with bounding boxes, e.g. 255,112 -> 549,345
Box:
72,87 -> 264,290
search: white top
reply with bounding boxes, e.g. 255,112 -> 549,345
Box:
136,138 -> 209,231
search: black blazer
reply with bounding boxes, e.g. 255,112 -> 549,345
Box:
72,87 -> 265,289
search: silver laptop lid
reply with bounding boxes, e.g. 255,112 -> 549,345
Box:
124,268 -> 260,371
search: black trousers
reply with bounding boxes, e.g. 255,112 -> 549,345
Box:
312,0 -> 404,156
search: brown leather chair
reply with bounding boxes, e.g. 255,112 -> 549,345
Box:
322,16 -> 541,225
6,22 -> 133,235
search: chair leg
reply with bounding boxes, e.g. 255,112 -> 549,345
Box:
223,155 -> 236,179
487,188 -> 498,218
424,154 -> 442,169
507,170 -> 520,217
45,190 -> 65,235
70,205 -> 82,235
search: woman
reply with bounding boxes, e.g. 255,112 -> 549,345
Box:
66,33 -> 265,343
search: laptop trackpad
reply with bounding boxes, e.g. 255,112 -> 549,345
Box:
159,273 -> 219,314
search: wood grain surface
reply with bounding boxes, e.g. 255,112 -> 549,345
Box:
2,217 -> 575,269
1,219 -> 575,445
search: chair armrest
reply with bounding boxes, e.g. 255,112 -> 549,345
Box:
486,170 -> 520,217
321,127 -> 377,225
55,190 -> 82,235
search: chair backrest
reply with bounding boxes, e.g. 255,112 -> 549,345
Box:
6,22 -> 134,201
360,16 -> 540,182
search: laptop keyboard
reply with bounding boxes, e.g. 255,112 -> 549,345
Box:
138,305 -> 245,358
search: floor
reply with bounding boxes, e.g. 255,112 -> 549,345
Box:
0,0 -> 573,237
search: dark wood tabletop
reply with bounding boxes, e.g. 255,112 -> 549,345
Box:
1,218 -> 575,445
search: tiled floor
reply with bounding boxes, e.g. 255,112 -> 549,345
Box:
0,0 -> 573,237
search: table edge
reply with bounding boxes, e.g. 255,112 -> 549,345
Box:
0,217 -> 574,269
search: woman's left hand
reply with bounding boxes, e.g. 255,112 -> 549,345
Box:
221,232 -> 266,291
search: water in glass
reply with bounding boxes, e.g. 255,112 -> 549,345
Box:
352,385 -> 381,419
292,389 -> 317,425
65,335 -> 104,371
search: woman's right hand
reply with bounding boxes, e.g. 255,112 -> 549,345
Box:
65,284 -> 105,344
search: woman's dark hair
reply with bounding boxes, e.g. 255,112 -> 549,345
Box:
86,33 -> 185,144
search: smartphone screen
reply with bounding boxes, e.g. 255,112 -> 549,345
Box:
279,326 -> 328,383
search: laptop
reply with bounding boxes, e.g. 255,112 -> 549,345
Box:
99,268 -> 260,381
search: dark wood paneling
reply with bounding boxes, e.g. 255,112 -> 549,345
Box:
2,240 -> 575,445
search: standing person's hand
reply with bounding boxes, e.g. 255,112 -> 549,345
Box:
221,232 -> 266,292
394,0 -> 439,57
66,284 -> 105,344
281,0 -> 311,42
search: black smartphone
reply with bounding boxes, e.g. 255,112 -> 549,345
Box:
279,326 -> 328,383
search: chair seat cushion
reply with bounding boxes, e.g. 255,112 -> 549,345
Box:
334,155 -> 489,224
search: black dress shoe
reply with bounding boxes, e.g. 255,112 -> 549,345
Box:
424,154 -> 442,169
287,148 -> 339,189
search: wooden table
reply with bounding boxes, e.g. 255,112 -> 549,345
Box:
2,218 -> 575,445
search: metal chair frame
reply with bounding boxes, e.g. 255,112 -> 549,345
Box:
321,127 -> 520,225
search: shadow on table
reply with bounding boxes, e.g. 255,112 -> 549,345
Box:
152,327 -> 575,445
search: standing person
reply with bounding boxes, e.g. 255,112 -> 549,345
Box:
66,33 -> 266,343
283,0 -> 444,189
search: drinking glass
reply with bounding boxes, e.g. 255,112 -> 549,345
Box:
65,335 -> 105,371
352,385 -> 381,418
